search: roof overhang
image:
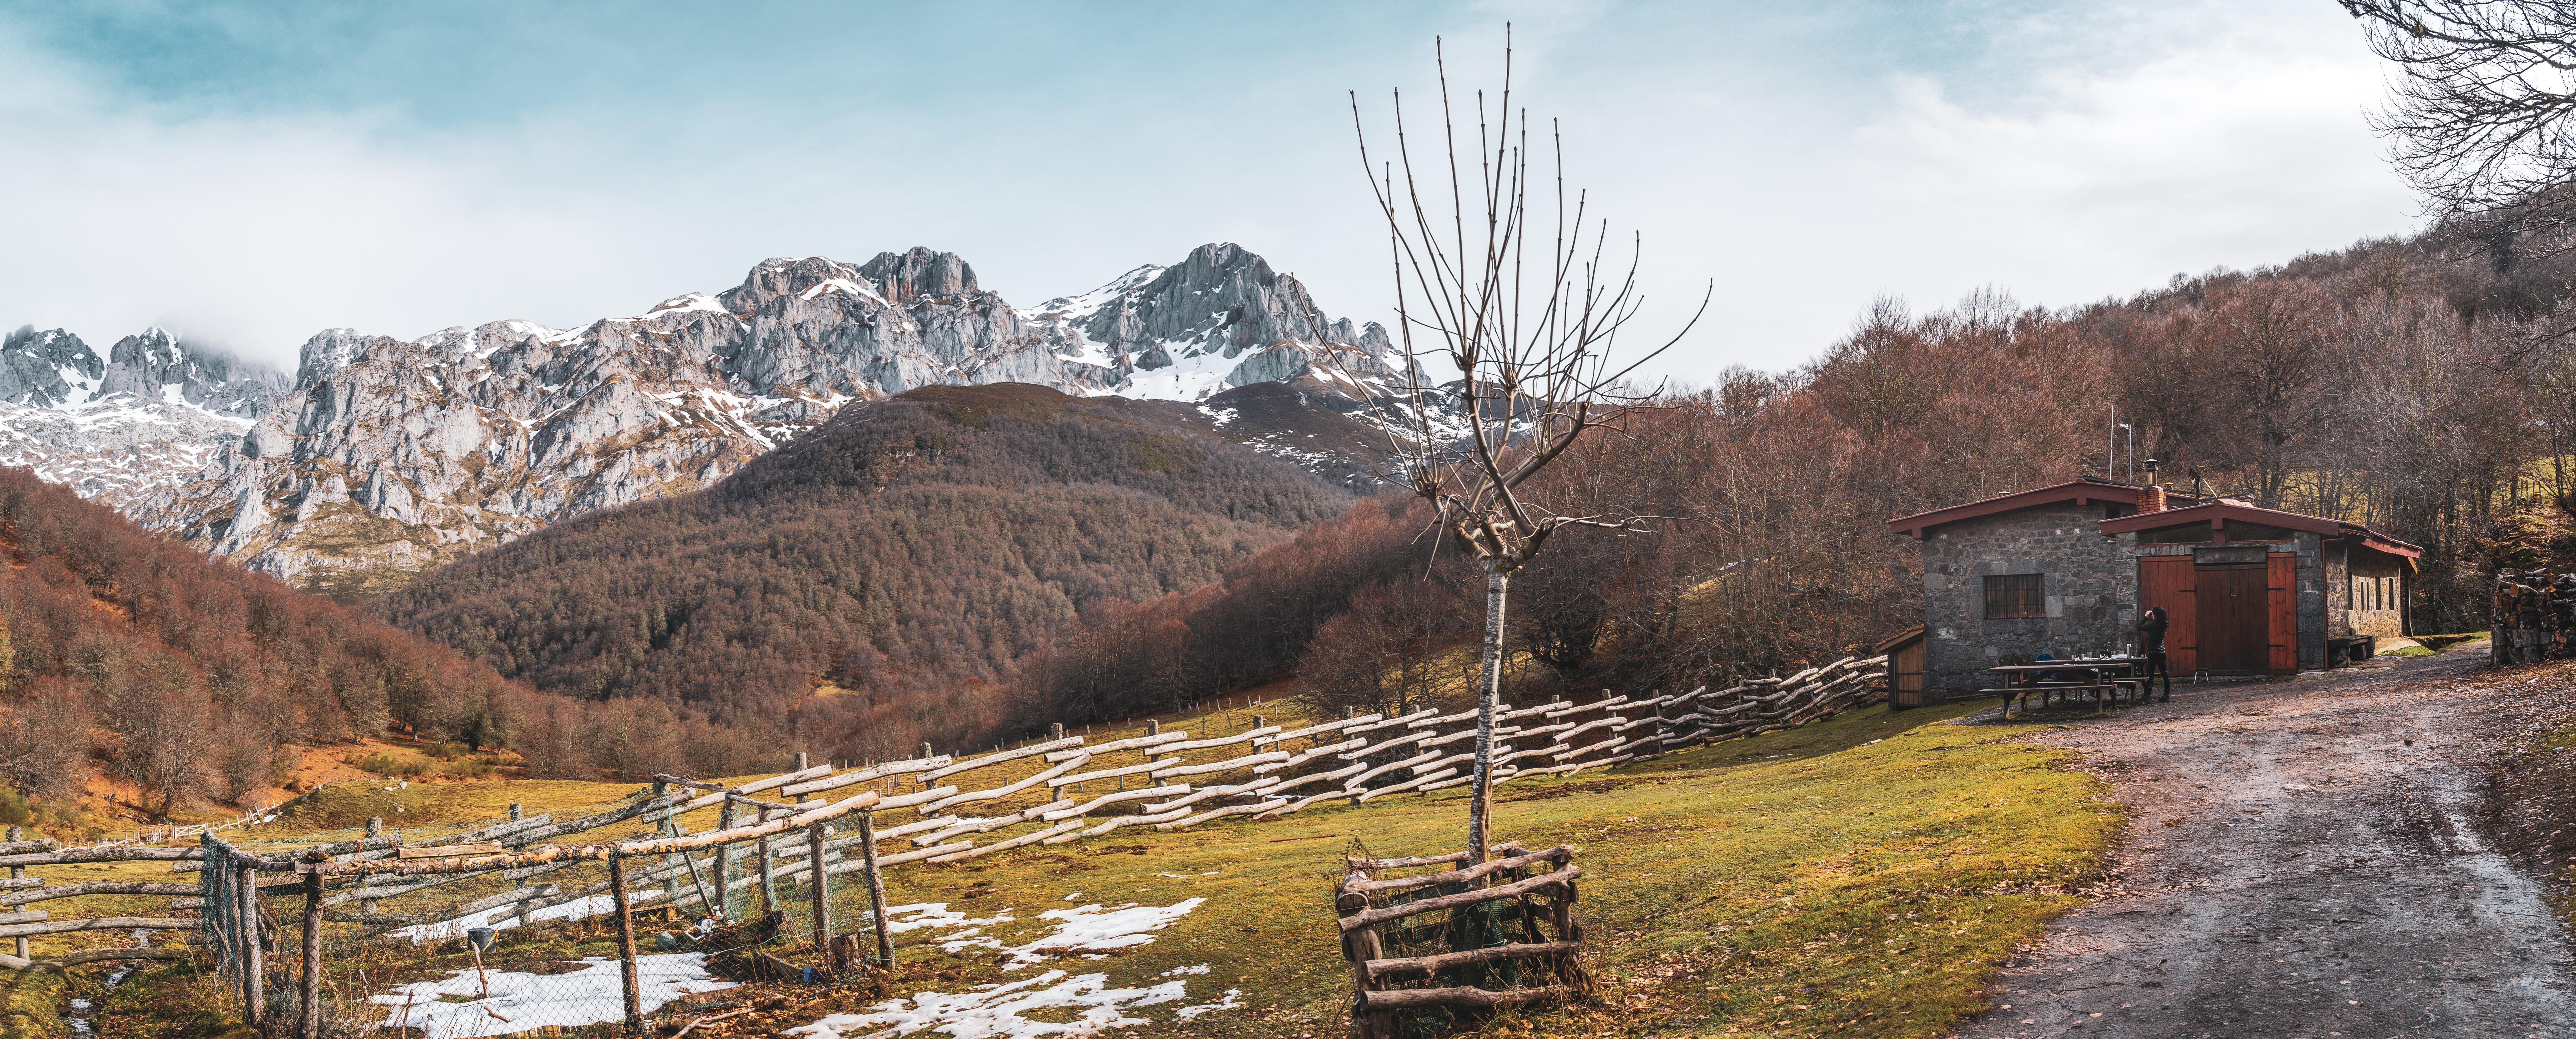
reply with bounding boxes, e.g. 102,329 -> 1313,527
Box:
1886,478 -> 2141,538
2096,500 -> 2422,559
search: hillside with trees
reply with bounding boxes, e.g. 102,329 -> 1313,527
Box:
374,383 -> 1354,778
0,468 -> 525,824
1017,228 -> 2576,733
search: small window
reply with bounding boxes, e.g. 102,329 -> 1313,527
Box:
1985,574 -> 2046,619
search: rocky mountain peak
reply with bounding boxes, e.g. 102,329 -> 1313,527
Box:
858,248 -> 979,304
724,257 -> 872,310
95,328 -> 288,417
0,326 -> 105,408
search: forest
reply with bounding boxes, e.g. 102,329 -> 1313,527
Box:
0,468 -> 522,821
374,383 -> 1353,779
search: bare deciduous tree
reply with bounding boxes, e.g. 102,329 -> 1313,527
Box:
1350,29 -> 1707,862
2345,1 -> 2576,252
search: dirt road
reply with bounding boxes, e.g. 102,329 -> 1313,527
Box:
1950,643 -> 2575,1038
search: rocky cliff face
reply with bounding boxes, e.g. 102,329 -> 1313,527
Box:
11,244 -> 1401,593
0,326 -> 287,514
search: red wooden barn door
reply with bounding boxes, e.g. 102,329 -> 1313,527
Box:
2140,556 -> 2197,673
2197,566 -> 2267,672
2266,552 -> 2298,673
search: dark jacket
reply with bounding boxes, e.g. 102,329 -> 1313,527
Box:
2140,610 -> 2169,653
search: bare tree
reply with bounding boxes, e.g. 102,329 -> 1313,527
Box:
1349,29 -> 1707,862
2345,1 -> 2576,253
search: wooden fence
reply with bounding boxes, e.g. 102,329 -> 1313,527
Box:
0,656 -> 1883,1034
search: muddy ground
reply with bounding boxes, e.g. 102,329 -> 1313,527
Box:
1949,642 -> 2576,1039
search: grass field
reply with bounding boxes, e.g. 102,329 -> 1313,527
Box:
19,694 -> 2119,1038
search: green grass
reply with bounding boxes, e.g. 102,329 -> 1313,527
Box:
2415,632 -> 2489,653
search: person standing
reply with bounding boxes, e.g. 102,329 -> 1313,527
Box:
2139,606 -> 2172,702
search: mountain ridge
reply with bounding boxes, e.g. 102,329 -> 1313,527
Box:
5,243 -> 1406,593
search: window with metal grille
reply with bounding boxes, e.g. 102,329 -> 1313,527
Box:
1984,573 -> 2046,619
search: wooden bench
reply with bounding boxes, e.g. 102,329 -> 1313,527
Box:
1985,683 -> 2120,719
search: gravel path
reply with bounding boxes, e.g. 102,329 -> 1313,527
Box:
1949,643 -> 2575,1039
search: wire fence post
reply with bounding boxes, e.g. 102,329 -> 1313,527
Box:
360,817 -> 383,919
806,823 -> 833,975
714,798 -> 736,920
857,811 -> 892,969
5,827 -> 21,962
236,860 -> 264,1028
298,858 -> 322,1039
610,852 -> 643,1035
757,807 -> 777,916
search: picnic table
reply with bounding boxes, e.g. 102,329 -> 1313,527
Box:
1985,657 -> 2151,719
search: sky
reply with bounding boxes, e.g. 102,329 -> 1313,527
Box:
0,0 -> 2421,384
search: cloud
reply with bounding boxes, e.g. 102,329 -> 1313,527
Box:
0,2 -> 2425,381
0,31 -> 677,366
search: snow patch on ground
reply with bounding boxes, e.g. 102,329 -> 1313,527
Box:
994,899 -> 1204,968
787,970 -> 1212,1038
371,953 -> 732,1038
882,902 -> 1016,934
1177,989 -> 1243,1019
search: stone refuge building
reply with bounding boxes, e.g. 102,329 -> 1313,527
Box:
1885,477 -> 2421,701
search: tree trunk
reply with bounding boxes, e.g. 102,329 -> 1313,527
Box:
1466,567 -> 1510,864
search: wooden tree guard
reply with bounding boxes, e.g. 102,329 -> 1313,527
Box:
1335,843 -> 1587,1038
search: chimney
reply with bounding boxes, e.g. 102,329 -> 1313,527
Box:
2140,458 -> 2166,513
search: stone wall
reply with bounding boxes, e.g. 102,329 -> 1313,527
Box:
1919,501 -> 2134,698
2343,548 -> 2410,639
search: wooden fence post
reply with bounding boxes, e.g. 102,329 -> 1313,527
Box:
6,827 -> 23,961
298,862 -> 322,1039
807,824 -> 834,974
611,852 -> 643,1035
236,861 -> 264,1028
756,807 -> 777,916
857,811 -> 893,969
714,799 -> 736,920
1338,882 -> 1390,1039
360,817 -> 384,919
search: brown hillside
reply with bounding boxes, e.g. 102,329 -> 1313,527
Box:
0,468 -> 531,827
375,382 -> 1356,778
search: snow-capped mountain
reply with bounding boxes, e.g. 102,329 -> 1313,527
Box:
0,326 -> 289,514
0,243 -> 1403,593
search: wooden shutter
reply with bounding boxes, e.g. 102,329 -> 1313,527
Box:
2266,553 -> 2298,673
2139,556 -> 2197,673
